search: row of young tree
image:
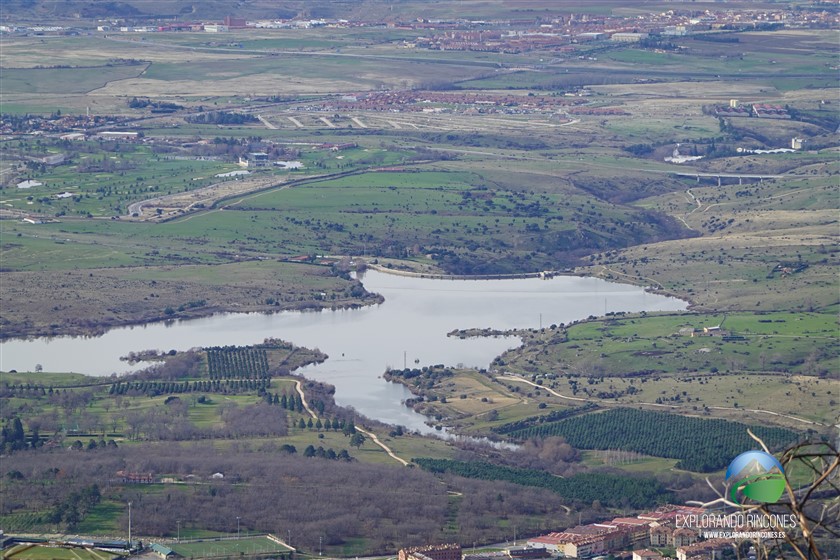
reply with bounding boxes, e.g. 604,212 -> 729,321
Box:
507,408 -> 800,472
206,346 -> 270,379
302,445 -> 353,461
491,403 -> 598,435
292,416 -> 355,436
261,390 -> 332,417
263,390 -> 305,412
110,378 -> 270,396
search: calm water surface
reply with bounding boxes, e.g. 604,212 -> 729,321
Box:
0,271 -> 687,432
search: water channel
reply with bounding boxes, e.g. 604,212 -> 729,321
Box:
0,270 -> 688,433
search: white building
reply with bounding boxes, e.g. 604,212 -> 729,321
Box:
611,32 -> 649,42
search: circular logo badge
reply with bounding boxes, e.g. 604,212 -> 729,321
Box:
725,450 -> 786,504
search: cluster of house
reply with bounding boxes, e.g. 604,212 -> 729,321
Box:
400,543 -> 465,560
0,113 -> 125,135
714,101 -> 792,120
308,90 -> 583,115
400,544 -> 553,560
399,505 -> 733,560
394,5 -> 838,53
401,523 -> 738,560
3,2 -> 836,39
750,105 -> 792,120
525,505 -> 712,559
114,470 -> 228,484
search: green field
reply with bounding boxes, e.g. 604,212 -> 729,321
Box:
169,536 -> 291,559
1,139 -> 245,218
0,64 -> 149,94
503,310 -> 838,377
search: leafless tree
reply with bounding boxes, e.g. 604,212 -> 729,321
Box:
689,430 -> 839,560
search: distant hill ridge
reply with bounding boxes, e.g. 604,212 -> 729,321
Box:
1,0 -> 369,21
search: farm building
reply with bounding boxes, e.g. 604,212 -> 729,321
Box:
115,470 -> 155,483
224,16 -> 247,28
98,131 -> 139,140
239,152 -> 269,167
150,543 -> 179,559
611,32 -> 649,42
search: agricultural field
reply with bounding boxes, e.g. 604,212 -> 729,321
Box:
501,407 -> 799,472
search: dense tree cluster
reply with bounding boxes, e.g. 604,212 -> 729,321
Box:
386,365 -> 455,381
127,97 -> 183,113
414,458 -> 670,509
185,112 -> 258,125
45,484 -> 101,530
0,418 -> 28,452
0,445 -> 575,552
507,408 -> 800,472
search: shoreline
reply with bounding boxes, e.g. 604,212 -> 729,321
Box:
0,295 -> 383,342
2,259 -> 693,343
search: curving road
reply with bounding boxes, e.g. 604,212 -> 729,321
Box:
499,374 -> 825,426
295,379 -> 410,466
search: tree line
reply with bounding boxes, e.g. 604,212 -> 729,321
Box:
110,378 -> 271,396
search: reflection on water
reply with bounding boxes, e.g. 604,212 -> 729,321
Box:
0,270 -> 686,433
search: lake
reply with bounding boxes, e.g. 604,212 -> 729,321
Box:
0,270 -> 687,433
